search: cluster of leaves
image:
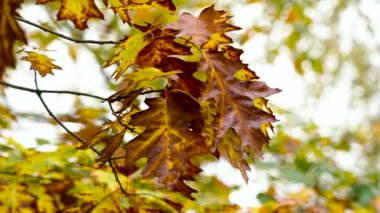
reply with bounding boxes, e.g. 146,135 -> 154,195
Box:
0,137 -> 239,212
94,3 -> 279,198
0,0 -> 279,210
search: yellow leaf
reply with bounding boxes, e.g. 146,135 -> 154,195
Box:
41,0 -> 104,30
21,51 -> 62,77
104,30 -> 149,80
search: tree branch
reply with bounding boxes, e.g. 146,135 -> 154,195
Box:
32,73 -> 127,194
15,16 -> 119,45
0,80 -> 107,101
109,162 -> 127,194
2,76 -> 128,194
32,72 -> 101,155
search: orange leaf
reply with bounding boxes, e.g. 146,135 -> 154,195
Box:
21,51 -> 62,77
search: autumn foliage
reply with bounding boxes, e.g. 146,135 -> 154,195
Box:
0,0 -> 280,211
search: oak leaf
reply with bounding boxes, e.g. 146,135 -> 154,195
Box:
37,0 -> 104,30
120,90 -> 210,198
167,5 -> 240,48
21,51 -> 62,77
0,0 -> 27,78
199,51 -> 280,181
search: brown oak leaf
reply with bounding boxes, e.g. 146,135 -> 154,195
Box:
199,51 -> 280,181
120,90 -> 210,199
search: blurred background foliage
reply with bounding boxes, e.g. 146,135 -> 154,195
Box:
0,0 -> 379,212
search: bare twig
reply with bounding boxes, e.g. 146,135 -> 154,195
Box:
109,162 -> 127,194
32,73 -> 127,193
2,75 -> 128,194
0,80 -> 106,101
32,72 -> 100,154
15,16 -> 119,45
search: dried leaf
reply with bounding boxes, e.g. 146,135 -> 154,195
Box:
199,51 -> 280,177
21,51 -> 62,77
167,5 -> 240,47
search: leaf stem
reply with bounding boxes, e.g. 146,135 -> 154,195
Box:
15,16 -> 118,45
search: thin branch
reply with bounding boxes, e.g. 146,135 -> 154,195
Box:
3,75 -> 128,194
109,162 -> 127,194
0,80 -> 106,101
15,16 -> 119,45
32,72 -> 100,155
